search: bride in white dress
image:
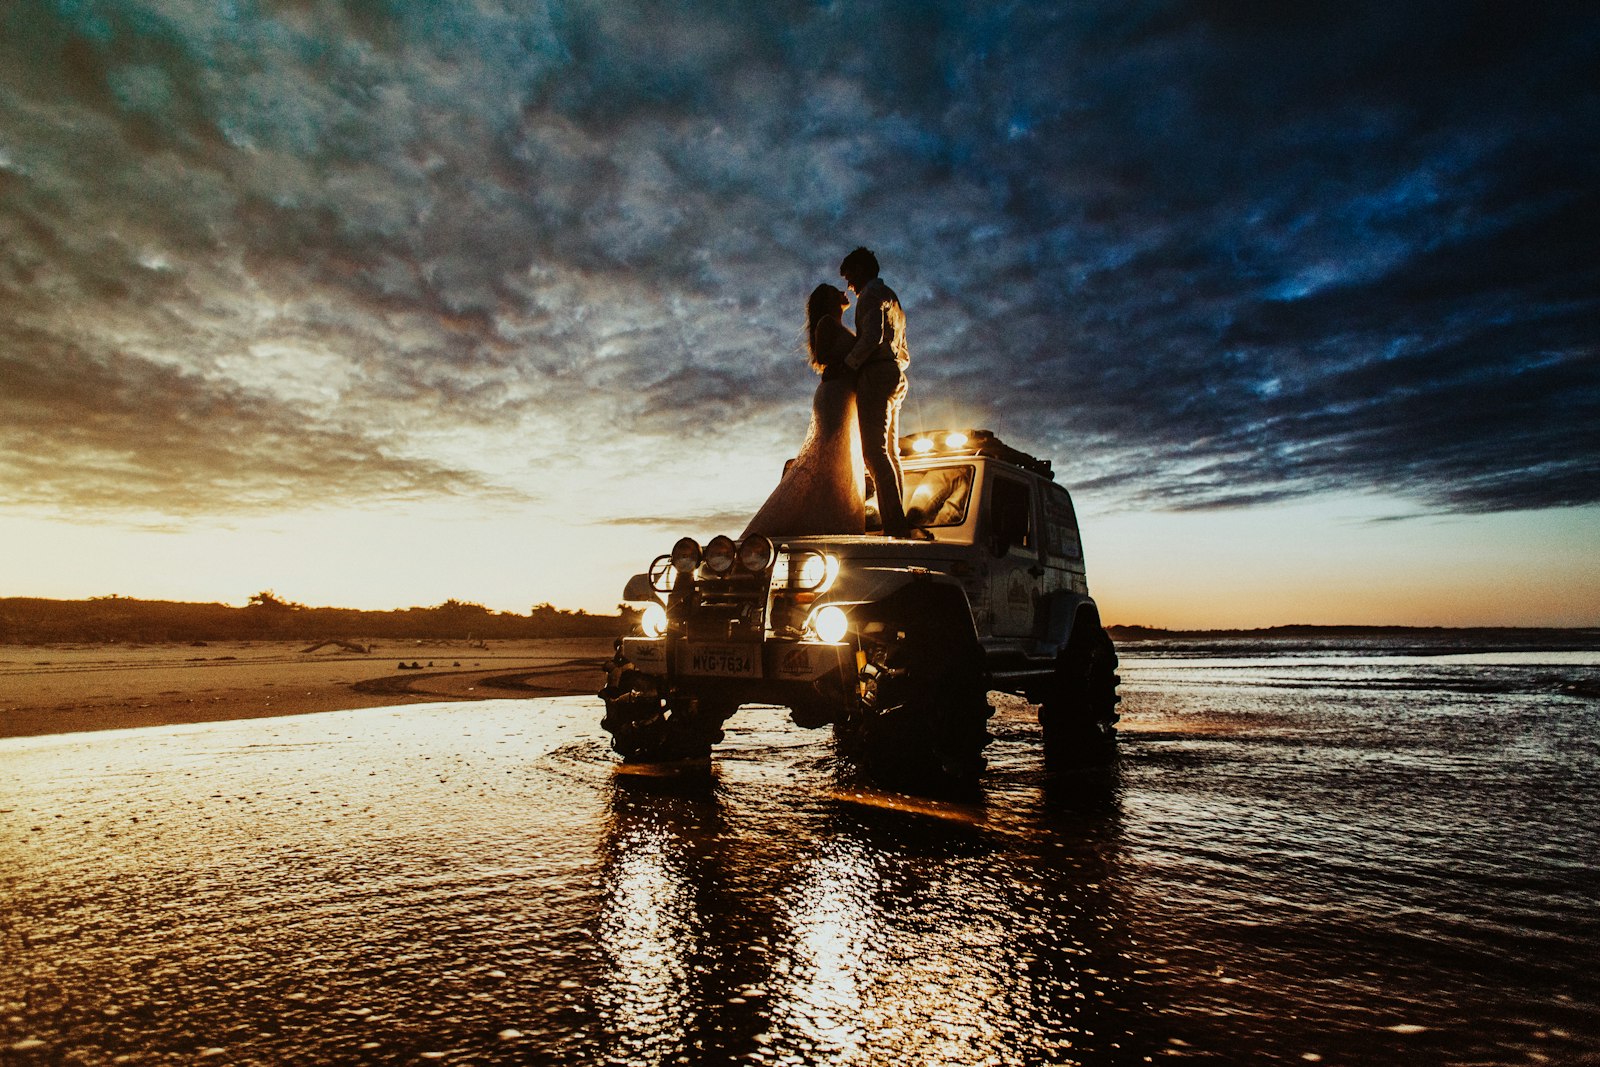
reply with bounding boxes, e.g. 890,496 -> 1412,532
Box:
741,284 -> 867,538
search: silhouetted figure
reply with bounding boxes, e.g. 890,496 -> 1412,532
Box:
840,247 -> 911,537
742,284 -> 867,537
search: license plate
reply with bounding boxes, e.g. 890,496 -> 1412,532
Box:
684,644 -> 759,677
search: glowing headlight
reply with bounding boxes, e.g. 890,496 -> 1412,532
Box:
671,537 -> 701,574
737,534 -> 774,573
639,603 -> 668,638
911,436 -> 935,453
794,552 -> 838,591
944,431 -> 969,448
704,534 -> 737,575
809,605 -> 850,644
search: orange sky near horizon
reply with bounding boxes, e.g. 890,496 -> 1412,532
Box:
2,489 -> 1596,631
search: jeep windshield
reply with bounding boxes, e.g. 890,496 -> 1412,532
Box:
903,464 -> 974,527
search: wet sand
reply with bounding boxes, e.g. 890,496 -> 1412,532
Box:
0,637 -> 617,739
4,638 -> 1597,1064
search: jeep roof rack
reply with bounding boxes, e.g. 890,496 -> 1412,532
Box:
897,428 -> 1054,479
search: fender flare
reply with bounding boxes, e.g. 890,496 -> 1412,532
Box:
826,572 -> 981,649
1042,592 -> 1102,658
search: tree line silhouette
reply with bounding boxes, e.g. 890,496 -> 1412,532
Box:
0,593 -> 638,644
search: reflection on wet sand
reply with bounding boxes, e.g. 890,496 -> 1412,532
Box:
6,638 -> 1595,1063
592,757 -> 1149,1066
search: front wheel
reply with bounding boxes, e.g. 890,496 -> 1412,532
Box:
835,602 -> 993,782
600,650 -> 732,762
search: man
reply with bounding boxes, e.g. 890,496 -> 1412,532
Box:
840,246 -> 911,537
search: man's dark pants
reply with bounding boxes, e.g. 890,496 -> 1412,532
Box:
857,360 -> 908,536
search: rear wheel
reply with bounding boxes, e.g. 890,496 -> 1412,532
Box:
1039,623 -> 1120,762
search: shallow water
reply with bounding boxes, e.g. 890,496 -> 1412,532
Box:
3,639 -> 1598,1065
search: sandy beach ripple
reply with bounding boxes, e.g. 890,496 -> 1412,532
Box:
0,638 -> 617,739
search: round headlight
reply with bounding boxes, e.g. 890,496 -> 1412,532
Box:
737,534 -> 774,573
704,534 -> 737,575
670,537 -> 701,574
639,603 -> 668,638
810,605 -> 850,644
794,552 -> 837,591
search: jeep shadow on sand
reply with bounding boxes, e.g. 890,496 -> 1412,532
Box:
600,430 -> 1120,781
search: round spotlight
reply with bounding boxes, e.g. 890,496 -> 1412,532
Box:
809,605 -> 850,644
639,603 -> 668,638
911,436 -> 935,453
944,431 -> 969,448
737,534 -> 774,573
670,537 -> 701,574
704,534 -> 737,575
649,555 -> 675,592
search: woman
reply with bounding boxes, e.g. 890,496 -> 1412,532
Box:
741,284 -> 867,537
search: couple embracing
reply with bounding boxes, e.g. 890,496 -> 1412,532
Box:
743,247 -> 917,540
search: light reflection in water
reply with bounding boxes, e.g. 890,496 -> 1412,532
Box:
765,838 -> 879,1059
596,806 -> 698,1064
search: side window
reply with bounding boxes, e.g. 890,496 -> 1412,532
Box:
1043,486 -> 1083,560
990,477 -> 1034,553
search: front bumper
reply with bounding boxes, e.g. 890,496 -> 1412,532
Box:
620,635 -> 857,686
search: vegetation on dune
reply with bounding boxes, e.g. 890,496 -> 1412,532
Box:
0,593 -> 639,644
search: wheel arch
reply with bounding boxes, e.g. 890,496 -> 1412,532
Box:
1042,592 -> 1104,657
844,575 -> 982,649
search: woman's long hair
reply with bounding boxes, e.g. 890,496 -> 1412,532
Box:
805,283 -> 845,372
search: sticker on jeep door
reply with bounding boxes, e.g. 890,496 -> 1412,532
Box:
683,644 -> 759,677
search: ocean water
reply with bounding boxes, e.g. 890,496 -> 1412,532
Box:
2,636 -> 1597,1065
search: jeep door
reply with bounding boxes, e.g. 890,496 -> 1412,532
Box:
985,472 -> 1040,637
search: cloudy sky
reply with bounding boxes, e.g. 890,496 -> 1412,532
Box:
2,0 -> 1596,626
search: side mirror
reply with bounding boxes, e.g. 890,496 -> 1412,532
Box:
622,573 -> 662,604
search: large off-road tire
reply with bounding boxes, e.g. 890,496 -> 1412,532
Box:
834,592 -> 993,781
599,651 -> 732,762
1039,623 -> 1121,763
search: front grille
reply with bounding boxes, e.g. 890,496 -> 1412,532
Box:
681,570 -> 768,640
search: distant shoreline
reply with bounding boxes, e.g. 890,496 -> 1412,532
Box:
1109,623 -> 1600,637
1107,624 -> 1600,651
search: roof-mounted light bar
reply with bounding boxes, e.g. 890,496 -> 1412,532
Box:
896,428 -> 1054,478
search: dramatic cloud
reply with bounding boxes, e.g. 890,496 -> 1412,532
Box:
2,0 -> 1595,526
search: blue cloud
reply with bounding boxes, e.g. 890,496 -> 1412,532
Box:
0,0 -> 1595,520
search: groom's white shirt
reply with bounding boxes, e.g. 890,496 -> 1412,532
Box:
844,278 -> 909,370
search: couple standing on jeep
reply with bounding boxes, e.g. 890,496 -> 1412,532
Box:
741,246 -> 916,540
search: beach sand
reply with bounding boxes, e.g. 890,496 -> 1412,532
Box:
0,637 -> 617,740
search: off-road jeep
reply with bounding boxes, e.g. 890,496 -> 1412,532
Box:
600,429 -> 1120,777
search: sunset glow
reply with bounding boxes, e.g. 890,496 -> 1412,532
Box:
2,3 -> 1595,627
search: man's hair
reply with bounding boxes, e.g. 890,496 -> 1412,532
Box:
840,246 -> 879,281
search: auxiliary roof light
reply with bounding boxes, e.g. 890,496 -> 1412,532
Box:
943,431 -> 969,448
737,534 -> 774,573
704,534 -> 737,576
911,436 -> 935,453
670,537 -> 701,574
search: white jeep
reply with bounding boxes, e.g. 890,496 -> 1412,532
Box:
601,429 -> 1120,777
